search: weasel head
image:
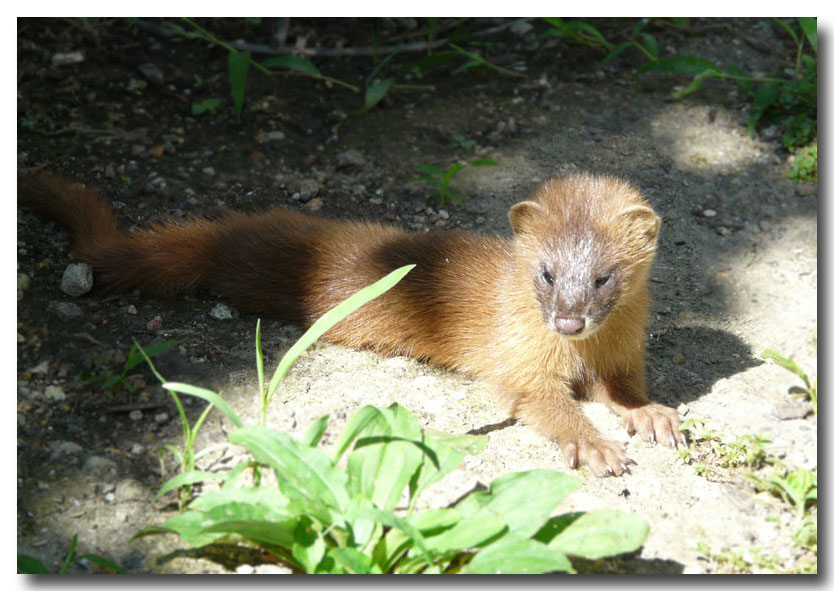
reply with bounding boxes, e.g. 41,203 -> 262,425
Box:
508,174 -> 660,340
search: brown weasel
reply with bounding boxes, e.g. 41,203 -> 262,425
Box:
18,171 -> 681,476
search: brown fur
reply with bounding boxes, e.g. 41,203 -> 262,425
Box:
18,171 -> 681,476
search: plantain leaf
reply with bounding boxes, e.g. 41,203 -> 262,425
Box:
547,509 -> 649,559
460,534 -> 573,574
230,426 -> 349,523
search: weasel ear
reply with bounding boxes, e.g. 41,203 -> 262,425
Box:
618,204 -> 661,253
509,200 -> 546,236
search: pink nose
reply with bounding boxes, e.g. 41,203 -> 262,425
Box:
554,317 -> 585,335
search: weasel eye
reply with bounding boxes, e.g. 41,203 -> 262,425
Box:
541,270 -> 554,285
594,273 -> 611,289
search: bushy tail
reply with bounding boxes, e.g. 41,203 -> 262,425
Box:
18,172 -> 216,296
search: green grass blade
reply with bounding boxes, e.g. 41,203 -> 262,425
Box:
228,50 -> 251,118
265,265 -> 414,405
762,349 -> 810,390
162,382 -> 243,428
302,414 -> 330,447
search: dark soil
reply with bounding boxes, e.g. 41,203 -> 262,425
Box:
16,17 -> 816,574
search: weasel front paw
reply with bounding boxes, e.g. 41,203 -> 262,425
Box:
562,437 -> 635,477
621,403 -> 682,447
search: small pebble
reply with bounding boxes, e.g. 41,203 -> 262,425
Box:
61,263 -> 93,296
44,385 -> 66,401
210,303 -> 234,320
53,302 -> 83,320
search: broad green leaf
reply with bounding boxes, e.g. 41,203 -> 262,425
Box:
798,17 -> 817,52
547,509 -> 649,559
188,487 -> 291,516
533,512 -> 585,544
454,470 -> 581,538
334,405 -> 388,461
230,426 -> 350,520
409,431 -> 487,504
260,55 -> 322,77
265,265 -> 414,404
291,516 -> 326,573
155,470 -> 226,499
326,547 -> 382,574
365,77 -> 394,110
202,519 -> 298,549
373,508 -> 460,572
469,158 -> 499,167
17,555 -> 49,574
157,511 -> 225,547
672,70 -> 721,99
563,21 -> 612,48
74,553 -> 128,574
228,50 -> 251,118
640,32 -> 659,60
163,382 -> 242,428
302,414 -> 329,447
441,162 -> 466,187
346,404 -> 424,512
413,164 -> 444,176
124,340 -> 180,371
636,55 -> 722,77
422,510 -> 506,555
460,534 -> 573,574
725,64 -> 752,95
350,504 -> 434,566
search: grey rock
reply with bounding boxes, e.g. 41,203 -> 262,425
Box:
61,263 -> 93,296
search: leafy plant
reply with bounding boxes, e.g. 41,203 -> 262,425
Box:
450,134 -> 475,151
18,534 -> 126,574
748,467 -> 817,518
413,158 -> 498,205
789,142 -> 816,184
678,419 -> 774,481
138,403 -> 649,573
762,347 -> 817,414
82,339 -> 180,393
191,98 -> 221,116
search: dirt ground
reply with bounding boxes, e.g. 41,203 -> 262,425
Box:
15,18 -> 817,574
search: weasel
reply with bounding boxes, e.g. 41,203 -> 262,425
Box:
18,171 -> 682,476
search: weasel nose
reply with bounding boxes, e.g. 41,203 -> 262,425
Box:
554,317 -> 585,335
